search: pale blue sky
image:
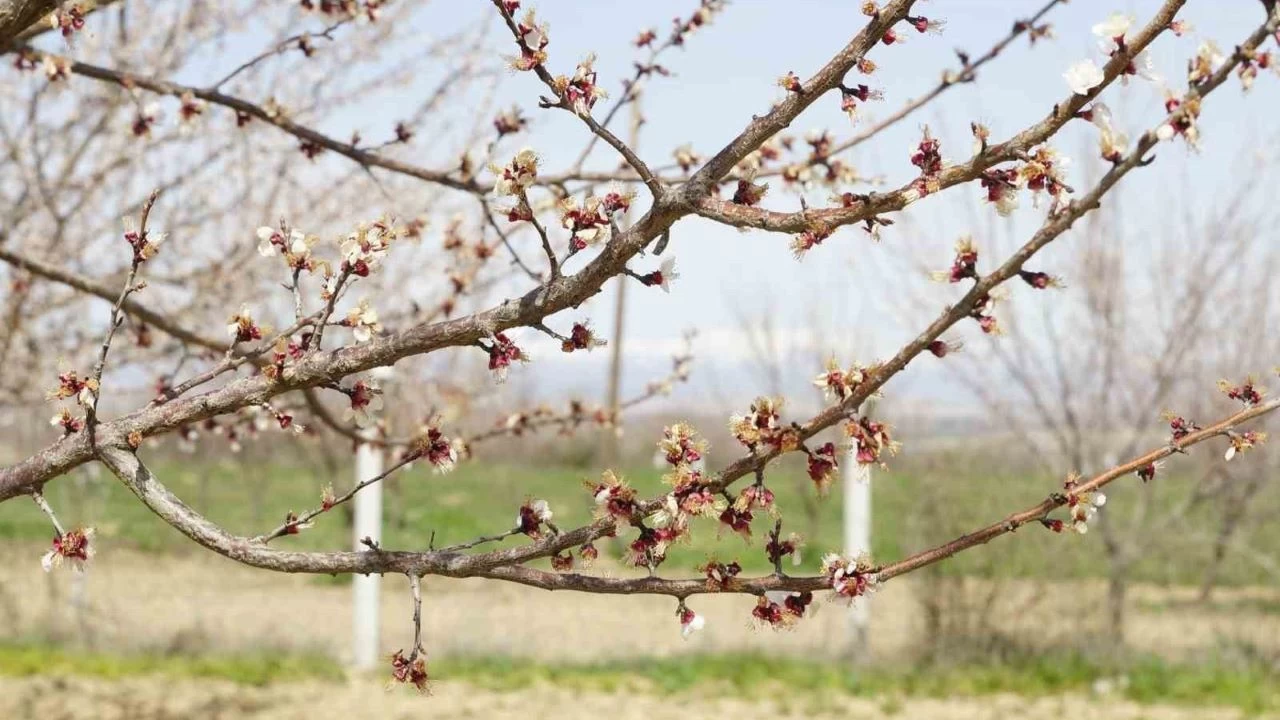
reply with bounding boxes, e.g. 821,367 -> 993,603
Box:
407,0 -> 1276,411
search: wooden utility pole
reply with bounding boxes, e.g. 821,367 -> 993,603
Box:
601,92 -> 643,467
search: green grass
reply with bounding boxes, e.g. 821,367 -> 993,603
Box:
3,451 -> 1278,586
0,642 -> 342,686
0,642 -> 1273,712
426,652 -> 1280,712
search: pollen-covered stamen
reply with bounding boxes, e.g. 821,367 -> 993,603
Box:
486,332 -> 527,382
821,552 -> 878,599
658,422 -> 707,467
845,415 -> 901,467
225,305 -> 265,344
1061,472 -> 1106,534
407,421 -> 458,473
1224,430 -> 1267,461
41,527 -> 95,572
555,54 -> 608,114
50,408 -> 84,436
790,222 -> 833,258
587,470 -> 638,521
910,126 -> 943,196
516,498 -> 554,538
561,321 -> 606,352
777,71 -> 803,93
1218,377 -> 1266,407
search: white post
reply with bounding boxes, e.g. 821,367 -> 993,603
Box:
843,456 -> 872,661
352,366 -> 392,671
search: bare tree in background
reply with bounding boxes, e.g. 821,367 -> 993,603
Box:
894,147 -> 1280,640
1,0 -> 1279,690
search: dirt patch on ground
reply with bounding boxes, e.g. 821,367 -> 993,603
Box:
2,545 -> 1277,664
0,674 -> 1268,720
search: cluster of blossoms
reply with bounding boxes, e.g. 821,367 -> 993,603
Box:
388,650 -> 428,693
1219,377 -> 1266,407
300,0 -> 384,23
507,8 -> 549,71
845,416 -> 900,467
648,425 -> 721,565
486,332 -> 527,383
340,218 -> 399,277
1018,146 -> 1070,209
730,396 -> 798,453
1156,92 -> 1203,148
1056,473 -> 1107,534
1225,430 -> 1267,462
588,470 -> 639,522
257,225 -> 310,260
821,552 -> 878,600
554,55 -> 607,114
558,187 -> 633,251
667,0 -> 727,47
492,148 -> 539,198
1236,47 -> 1276,92
1064,12 -> 1157,96
658,422 -> 708,467
751,590 -> 815,629
516,498 -> 554,538
840,82 -> 883,125
42,527 -> 95,572
814,357 -> 867,403
909,126 -> 944,196
407,419 -> 459,474
48,4 -> 87,39
1162,411 -> 1201,442
49,370 -> 97,410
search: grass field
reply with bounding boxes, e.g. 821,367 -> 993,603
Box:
2,454 -> 1278,719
